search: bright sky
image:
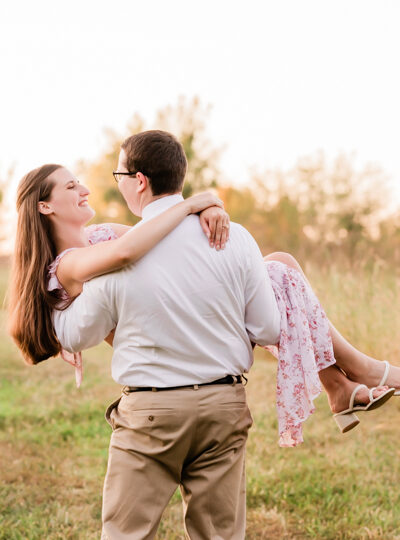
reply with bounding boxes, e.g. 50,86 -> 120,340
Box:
1,0 -> 400,201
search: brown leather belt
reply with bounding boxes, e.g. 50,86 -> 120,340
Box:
122,374 -> 244,393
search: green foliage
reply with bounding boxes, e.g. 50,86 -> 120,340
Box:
154,97 -> 220,198
75,101 -> 400,269
76,119 -> 143,226
222,152 -> 400,267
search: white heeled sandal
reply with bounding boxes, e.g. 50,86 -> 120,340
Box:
378,360 -> 400,396
333,384 -> 395,433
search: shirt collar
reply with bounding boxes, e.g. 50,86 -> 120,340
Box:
141,194 -> 184,222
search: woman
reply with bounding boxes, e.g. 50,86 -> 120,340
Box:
8,163 -> 229,362
8,164 -> 398,446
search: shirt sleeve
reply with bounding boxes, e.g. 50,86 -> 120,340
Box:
241,228 -> 281,346
52,276 -> 116,353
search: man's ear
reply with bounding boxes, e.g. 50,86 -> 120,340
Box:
38,201 -> 53,215
135,172 -> 148,194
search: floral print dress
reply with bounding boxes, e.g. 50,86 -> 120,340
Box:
264,261 -> 335,447
48,225 -> 335,447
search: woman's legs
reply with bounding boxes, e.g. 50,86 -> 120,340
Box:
325,324 -> 400,388
264,252 -> 396,410
318,365 -> 380,413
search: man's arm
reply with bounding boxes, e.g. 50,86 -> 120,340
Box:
241,228 -> 281,346
53,276 -> 116,353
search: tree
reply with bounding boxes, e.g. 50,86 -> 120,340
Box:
247,152 -> 391,263
77,97 -> 221,225
154,97 -> 220,198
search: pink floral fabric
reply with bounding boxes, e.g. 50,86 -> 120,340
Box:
48,226 -> 335,446
47,248 -> 78,302
264,261 -> 335,447
47,224 -> 118,387
47,224 -> 118,296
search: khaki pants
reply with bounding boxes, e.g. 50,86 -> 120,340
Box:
101,383 -> 253,540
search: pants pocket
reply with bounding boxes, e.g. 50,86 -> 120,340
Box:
105,396 -> 122,430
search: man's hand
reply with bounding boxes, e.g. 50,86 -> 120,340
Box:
199,206 -> 230,250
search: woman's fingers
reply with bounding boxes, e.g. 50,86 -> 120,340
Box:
208,214 -> 217,246
213,216 -> 224,249
220,217 -> 230,247
198,205 -> 230,249
199,213 -> 211,239
210,215 -> 230,249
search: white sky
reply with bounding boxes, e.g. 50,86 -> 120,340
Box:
1,0 -> 400,199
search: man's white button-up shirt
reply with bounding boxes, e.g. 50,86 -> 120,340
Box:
53,194 -> 281,387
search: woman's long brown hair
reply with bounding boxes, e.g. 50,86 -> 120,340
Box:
8,164 -> 65,364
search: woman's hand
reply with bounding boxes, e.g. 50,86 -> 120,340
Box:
185,191 -> 224,214
200,206 -> 230,250
184,191 -> 229,249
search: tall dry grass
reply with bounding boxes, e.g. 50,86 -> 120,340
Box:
1,260 -> 399,539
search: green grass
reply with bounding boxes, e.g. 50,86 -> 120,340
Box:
1,261 -> 400,539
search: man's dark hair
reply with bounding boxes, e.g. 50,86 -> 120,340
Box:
121,130 -> 187,196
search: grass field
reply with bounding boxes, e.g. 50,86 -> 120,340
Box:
1,261 -> 400,539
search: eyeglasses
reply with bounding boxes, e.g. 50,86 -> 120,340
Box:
113,171 -> 138,183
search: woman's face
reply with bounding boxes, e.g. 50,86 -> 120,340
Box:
40,167 -> 95,225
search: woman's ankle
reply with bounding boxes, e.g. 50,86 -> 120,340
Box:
345,356 -> 383,385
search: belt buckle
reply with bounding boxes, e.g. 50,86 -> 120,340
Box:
230,375 -> 237,386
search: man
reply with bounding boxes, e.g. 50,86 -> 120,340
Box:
54,130 -> 280,539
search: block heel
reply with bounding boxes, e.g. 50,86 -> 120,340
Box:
333,384 -> 395,434
333,411 -> 360,433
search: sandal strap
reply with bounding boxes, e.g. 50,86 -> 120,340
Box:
369,387 -> 377,403
349,384 -> 368,410
379,360 -> 390,387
